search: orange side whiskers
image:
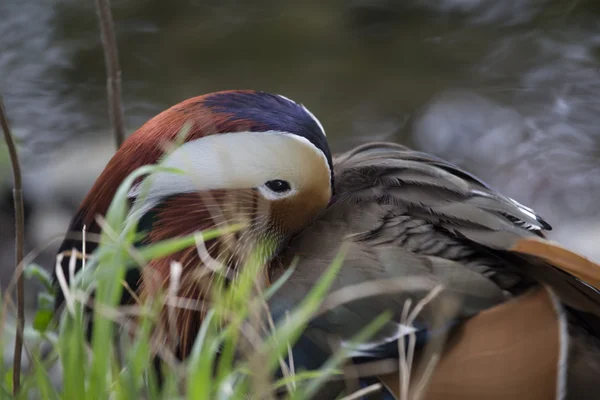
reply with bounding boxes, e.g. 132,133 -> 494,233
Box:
138,190 -> 260,357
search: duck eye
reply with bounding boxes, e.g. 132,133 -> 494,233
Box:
265,180 -> 291,193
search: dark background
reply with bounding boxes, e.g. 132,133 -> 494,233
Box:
1,0 -> 600,309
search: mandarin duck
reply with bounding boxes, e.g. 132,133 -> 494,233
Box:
53,90 -> 600,399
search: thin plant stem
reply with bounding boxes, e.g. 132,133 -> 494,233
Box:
0,94 -> 25,394
94,0 -> 126,149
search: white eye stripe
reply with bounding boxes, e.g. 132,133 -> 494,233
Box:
282,133 -> 331,183
277,94 -> 294,103
276,94 -> 326,137
125,130 -> 331,225
300,104 -> 326,137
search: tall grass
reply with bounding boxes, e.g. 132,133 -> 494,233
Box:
0,158 -> 396,400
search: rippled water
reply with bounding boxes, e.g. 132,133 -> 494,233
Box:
1,0 -> 600,287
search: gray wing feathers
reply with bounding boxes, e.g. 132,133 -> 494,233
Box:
333,142 -> 549,239
272,234 -> 505,356
329,142 -> 600,316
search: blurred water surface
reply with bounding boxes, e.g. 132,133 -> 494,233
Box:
1,0 -> 600,289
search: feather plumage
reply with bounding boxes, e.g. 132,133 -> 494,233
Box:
270,141 -> 600,399
53,90 -> 332,314
52,91 -> 600,399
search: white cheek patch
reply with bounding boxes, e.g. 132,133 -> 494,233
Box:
282,133 -> 332,188
124,131 -> 331,225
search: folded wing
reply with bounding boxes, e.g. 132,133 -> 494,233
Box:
271,141 -> 600,399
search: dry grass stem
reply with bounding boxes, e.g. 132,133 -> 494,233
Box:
397,285 -> 445,400
167,261 -> 183,349
194,234 -> 233,280
0,93 -> 25,393
243,268 -> 277,400
388,284 -> 461,400
285,312 -> 296,389
408,295 -> 460,400
341,383 -> 383,400
94,0 -> 126,148
82,224 -> 87,271
255,282 -> 295,393
316,277 -> 437,318
55,254 -> 76,315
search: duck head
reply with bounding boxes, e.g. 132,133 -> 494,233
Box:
124,91 -> 334,259
55,90 -> 333,353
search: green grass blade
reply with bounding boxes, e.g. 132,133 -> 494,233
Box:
57,310 -> 86,400
186,309 -> 217,400
292,311 -> 392,400
137,224 -> 243,262
263,259 -> 297,301
262,243 -> 348,373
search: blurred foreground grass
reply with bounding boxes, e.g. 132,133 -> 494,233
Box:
0,161 -> 391,400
